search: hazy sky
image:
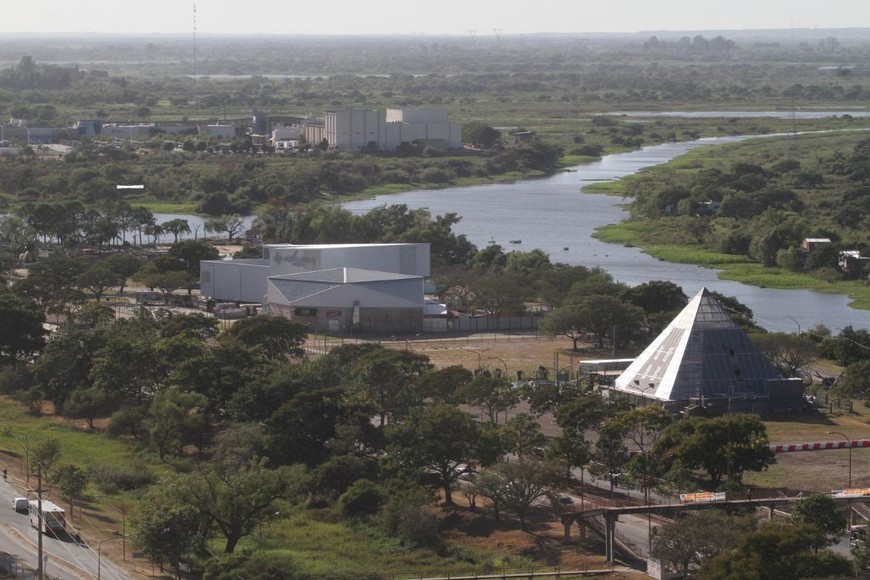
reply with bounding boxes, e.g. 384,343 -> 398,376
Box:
4,0 -> 869,35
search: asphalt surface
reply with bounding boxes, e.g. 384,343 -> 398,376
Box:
0,470 -> 129,580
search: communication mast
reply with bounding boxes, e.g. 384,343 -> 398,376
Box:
192,2 -> 197,85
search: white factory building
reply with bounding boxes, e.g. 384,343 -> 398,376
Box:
323,108 -> 462,151
200,243 -> 430,334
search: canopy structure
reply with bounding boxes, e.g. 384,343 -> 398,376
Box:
613,287 -> 789,411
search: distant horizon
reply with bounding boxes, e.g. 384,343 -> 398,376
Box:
4,0 -> 869,36
1,26 -> 868,40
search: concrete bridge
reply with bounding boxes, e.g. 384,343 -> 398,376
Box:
561,494 -> 868,563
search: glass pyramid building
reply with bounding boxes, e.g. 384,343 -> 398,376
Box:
613,287 -> 786,409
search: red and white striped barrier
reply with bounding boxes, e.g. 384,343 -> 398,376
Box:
770,439 -> 870,453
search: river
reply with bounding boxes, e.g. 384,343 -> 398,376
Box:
342,136 -> 870,333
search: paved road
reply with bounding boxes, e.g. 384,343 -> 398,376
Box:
0,472 -> 128,580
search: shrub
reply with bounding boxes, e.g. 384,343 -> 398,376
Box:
336,479 -> 384,518
380,488 -> 440,547
90,463 -> 156,493
0,365 -> 36,395
203,550 -> 300,580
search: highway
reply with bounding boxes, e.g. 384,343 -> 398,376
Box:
0,472 -> 129,580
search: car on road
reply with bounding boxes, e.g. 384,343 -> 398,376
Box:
11,498 -> 28,513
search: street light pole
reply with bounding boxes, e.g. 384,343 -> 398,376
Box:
828,431 -> 852,488
97,534 -> 123,580
828,431 -> 853,530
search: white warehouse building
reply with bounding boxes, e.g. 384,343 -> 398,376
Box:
200,243 -> 430,305
324,108 -> 462,151
267,267 -> 425,334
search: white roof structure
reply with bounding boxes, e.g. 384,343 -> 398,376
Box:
614,287 -> 783,403
267,267 -> 424,309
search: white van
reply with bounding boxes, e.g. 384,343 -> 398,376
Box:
11,497 -> 29,513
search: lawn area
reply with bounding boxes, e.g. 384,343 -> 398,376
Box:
747,400 -> 870,493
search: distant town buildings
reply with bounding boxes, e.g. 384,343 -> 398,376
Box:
4,106 -> 461,154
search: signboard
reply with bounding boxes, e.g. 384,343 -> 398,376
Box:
833,488 -> 870,498
680,491 -> 726,503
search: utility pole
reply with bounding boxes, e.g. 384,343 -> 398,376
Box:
37,463 -> 44,580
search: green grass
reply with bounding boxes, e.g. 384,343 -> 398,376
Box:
229,509 -> 537,578
126,199 -> 201,214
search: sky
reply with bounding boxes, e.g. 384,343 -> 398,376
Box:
3,0 -> 869,36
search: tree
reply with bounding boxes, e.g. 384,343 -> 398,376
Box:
161,218 -> 191,243
547,426 -> 591,485
563,295 -> 644,349
789,494 -> 847,545
134,480 -> 207,573
31,437 -> 61,477
222,315 -> 307,361
61,387 -> 119,429
167,239 -> 219,278
476,459 -> 562,530
539,306 -> 586,351
612,406 -> 673,499
752,332 -> 817,377
701,523 -> 853,579
77,262 -> 121,301
624,281 -> 688,335
205,214 -> 246,240
147,389 -> 210,460
650,510 -> 754,577
175,460 -> 305,553
414,365 -> 473,404
591,422 -> 628,497
386,403 -> 480,504
501,413 -> 547,459
0,290 -> 46,366
51,464 -> 89,521
654,414 -> 776,485
470,273 -> 527,317
350,349 -> 432,427
134,266 -> 193,303
462,122 -> 501,149
458,375 -> 519,424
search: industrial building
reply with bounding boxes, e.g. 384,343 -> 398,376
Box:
323,108 -> 462,151
267,267 -> 424,334
200,243 -> 430,333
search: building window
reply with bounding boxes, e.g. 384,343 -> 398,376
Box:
294,308 -> 317,317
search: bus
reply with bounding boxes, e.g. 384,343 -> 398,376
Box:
29,500 -> 66,535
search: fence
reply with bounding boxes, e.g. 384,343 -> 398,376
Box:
0,554 -> 36,579
425,315 -> 540,333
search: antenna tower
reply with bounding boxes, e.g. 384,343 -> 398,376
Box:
193,2 -> 197,85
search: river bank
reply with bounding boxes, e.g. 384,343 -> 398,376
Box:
590,130 -> 870,311
342,134 -> 870,332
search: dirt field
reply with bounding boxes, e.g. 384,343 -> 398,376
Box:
373,332 -> 609,379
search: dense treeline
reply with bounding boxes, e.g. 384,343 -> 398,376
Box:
624,135 -> 870,277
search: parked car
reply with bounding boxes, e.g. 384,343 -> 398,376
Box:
11,497 -> 29,513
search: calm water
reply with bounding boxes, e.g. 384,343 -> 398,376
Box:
343,136 -> 870,333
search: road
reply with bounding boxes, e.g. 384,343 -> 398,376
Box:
0,472 -> 129,580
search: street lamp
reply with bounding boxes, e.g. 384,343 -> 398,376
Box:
490,356 -> 508,379
474,348 -> 490,371
829,430 -> 853,530
97,533 -> 124,580
787,316 -> 802,335
828,431 -> 852,488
